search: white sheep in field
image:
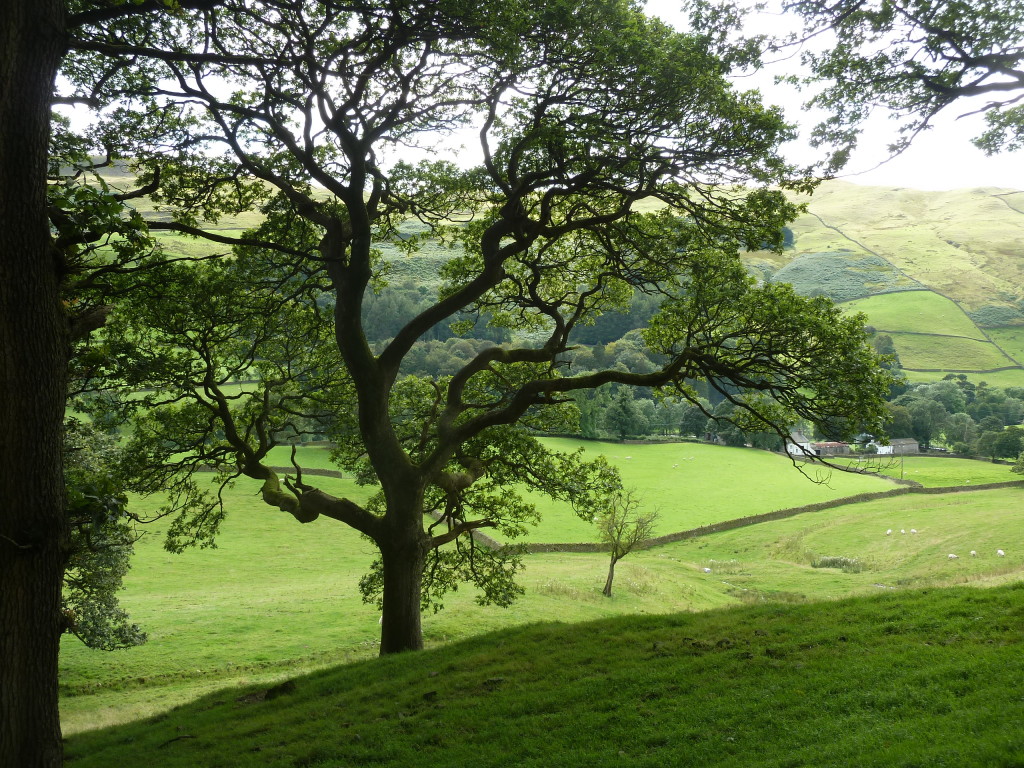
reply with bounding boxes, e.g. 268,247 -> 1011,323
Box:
970,551 -> 978,557
885,529 -> 892,536
910,529 -> 918,534
997,549 -> 1006,557
948,553 -> 959,560
900,529 -> 906,535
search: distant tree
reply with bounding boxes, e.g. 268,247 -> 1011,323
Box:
706,401 -> 748,447
943,412 -> 978,446
907,398 -> 948,449
680,401 -> 712,437
595,490 -> 659,598
604,388 -> 648,441
1012,451 -> 1024,476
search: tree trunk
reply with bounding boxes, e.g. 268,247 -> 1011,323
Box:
0,1 -> 69,766
602,557 -> 617,597
378,534 -> 428,654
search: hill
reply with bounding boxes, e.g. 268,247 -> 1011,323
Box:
748,181 -> 1024,385
57,443 -> 1023,737
63,584 -> 1024,768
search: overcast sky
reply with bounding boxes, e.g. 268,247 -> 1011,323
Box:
644,0 -> 1024,192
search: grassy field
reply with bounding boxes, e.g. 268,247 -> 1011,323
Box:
838,455 -> 1016,486
788,182 -> 1024,314
63,584 -> 1024,768
841,291 -> 985,338
986,326 -> 1024,366
902,367 -> 1024,388
58,443 -> 1023,737
510,439 -> 892,543
887,332 -> 1016,371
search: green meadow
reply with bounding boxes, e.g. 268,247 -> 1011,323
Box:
842,291 -> 983,338
509,439 -> 892,544
59,442 -> 1023,745
839,455 -> 1017,486
64,584 -> 1024,768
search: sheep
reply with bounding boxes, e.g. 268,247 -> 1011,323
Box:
910,529 -> 918,534
702,567 -> 712,573
970,550 -> 978,557
900,529 -> 906,534
997,549 -> 1006,557
886,529 -> 893,536
948,553 -> 959,560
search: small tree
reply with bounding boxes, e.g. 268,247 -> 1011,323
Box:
596,490 -> 658,598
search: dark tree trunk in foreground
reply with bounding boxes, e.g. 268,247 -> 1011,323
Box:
378,537 -> 427,654
0,1 -> 69,765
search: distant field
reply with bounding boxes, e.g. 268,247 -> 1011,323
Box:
903,368 -> 1024,388
888,331 -> 1016,371
841,291 -> 985,338
790,182 -> 1024,314
516,439 -> 893,543
837,455 -> 1017,486
987,327 -> 1024,366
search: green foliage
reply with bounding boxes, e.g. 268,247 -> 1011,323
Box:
784,0 -> 1024,161
63,421 -> 145,651
603,388 -> 647,441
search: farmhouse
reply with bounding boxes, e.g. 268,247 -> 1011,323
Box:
785,431 -> 814,456
785,432 -> 852,457
873,438 -> 920,455
810,441 -> 852,456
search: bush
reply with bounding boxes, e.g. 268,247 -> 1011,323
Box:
967,304 -> 1024,328
811,555 -> 863,573
769,252 -> 916,302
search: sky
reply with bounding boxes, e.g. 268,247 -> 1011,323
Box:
643,0 -> 1024,192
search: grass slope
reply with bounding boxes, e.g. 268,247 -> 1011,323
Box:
64,585 -> 1024,768
842,291 -> 985,338
59,454 -> 1023,736
839,455 -> 1017,486
789,182 -> 1024,316
511,439 -> 892,544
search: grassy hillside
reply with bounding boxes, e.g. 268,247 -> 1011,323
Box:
787,182 -> 1024,316
58,442 -> 1022,737
507,439 -> 892,544
63,585 -> 1024,768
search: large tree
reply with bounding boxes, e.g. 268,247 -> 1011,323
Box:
65,0 -> 896,656
1,1 -> 224,763
0,3 -> 70,764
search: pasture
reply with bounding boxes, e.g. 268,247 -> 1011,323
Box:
841,291 -> 984,338
63,587 -> 1024,768
886,331 -> 1015,371
58,443 -> 1023,737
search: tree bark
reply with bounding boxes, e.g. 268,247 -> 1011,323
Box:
603,557 -> 617,598
0,1 -> 69,766
378,533 -> 428,654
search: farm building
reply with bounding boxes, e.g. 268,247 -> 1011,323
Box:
785,433 -> 852,457
785,431 -> 813,456
873,438 -> 920,455
810,441 -> 852,456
